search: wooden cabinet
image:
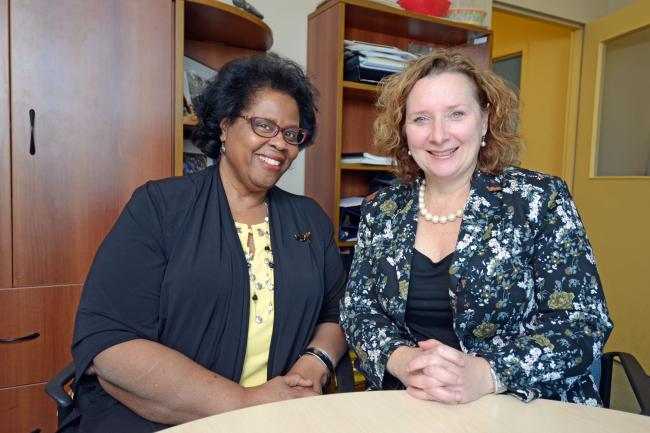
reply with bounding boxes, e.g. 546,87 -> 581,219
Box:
1,0 -> 174,429
0,383 -> 57,433
0,0 -> 10,290
10,0 -> 174,288
1,0 -> 273,429
173,0 -> 273,174
305,0 -> 492,246
0,286 -> 77,429
0,286 -> 82,388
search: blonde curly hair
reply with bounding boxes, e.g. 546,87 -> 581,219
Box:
374,50 -> 521,183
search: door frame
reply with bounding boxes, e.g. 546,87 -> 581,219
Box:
584,17 -> 650,180
492,3 -> 584,190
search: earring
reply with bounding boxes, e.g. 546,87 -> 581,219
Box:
407,150 -> 412,156
480,135 -> 487,148
220,143 -> 226,154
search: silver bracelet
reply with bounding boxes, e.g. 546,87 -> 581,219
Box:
300,347 -> 335,386
302,351 -> 329,371
490,366 -> 507,394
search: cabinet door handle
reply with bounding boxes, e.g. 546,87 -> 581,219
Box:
29,109 -> 36,155
0,331 -> 40,343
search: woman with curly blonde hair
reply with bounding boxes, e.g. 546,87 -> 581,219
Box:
375,50 -> 520,182
341,50 -> 612,406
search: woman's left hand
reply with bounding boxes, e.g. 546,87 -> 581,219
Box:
287,354 -> 330,394
405,339 -> 494,404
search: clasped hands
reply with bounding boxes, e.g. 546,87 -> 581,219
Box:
389,339 -> 494,404
248,353 -> 330,405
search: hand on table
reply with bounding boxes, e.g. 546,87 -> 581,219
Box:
244,374 -> 319,407
404,339 -> 494,404
287,353 -> 330,394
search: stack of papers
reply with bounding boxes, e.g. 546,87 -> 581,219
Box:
339,196 -> 365,208
341,152 -> 395,166
345,40 -> 417,73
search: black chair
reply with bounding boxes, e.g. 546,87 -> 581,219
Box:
599,351 -> 650,416
332,350 -> 355,392
44,362 -> 76,427
46,352 -> 356,428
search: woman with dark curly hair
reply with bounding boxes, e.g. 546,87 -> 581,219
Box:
67,53 -> 347,432
340,50 -> 612,406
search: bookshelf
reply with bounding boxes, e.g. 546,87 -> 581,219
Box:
305,0 -> 492,246
174,0 -> 273,175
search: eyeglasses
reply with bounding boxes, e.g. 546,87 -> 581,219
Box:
239,115 -> 308,146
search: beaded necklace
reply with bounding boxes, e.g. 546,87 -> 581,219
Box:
239,205 -> 274,325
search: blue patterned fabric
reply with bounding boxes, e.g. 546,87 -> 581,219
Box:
340,167 -> 613,405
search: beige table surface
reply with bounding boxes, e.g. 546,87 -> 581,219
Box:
160,390 -> 650,433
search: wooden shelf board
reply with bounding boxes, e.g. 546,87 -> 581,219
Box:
343,80 -> 379,101
342,80 -> 376,92
185,0 -> 273,51
337,240 -> 357,247
314,0 -> 490,46
340,163 -> 391,171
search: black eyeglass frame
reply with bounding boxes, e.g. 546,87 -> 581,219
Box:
239,115 -> 309,146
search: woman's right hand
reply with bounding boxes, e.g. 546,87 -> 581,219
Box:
387,342 -> 465,401
244,374 -> 319,406
386,346 -> 421,385
404,340 -> 493,404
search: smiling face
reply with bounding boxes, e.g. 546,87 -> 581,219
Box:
219,88 -> 301,194
404,72 -> 488,186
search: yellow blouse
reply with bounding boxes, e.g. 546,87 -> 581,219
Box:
234,220 -> 274,387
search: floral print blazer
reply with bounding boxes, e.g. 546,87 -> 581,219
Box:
340,167 -> 613,405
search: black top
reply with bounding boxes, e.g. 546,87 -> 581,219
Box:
405,249 -> 460,350
67,165 -> 346,432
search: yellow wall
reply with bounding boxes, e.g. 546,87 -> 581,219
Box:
492,11 -> 574,177
572,0 -> 650,370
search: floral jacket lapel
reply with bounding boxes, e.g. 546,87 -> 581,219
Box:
379,180 -> 419,305
450,170 -> 505,288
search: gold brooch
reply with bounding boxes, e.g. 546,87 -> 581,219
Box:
294,231 -> 311,242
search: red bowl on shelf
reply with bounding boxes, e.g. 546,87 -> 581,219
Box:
397,0 -> 451,17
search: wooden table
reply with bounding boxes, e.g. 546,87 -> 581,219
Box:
160,390 -> 650,433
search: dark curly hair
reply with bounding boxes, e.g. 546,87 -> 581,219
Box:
375,50 -> 521,183
192,52 -> 318,158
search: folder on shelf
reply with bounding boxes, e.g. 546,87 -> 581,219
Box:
343,39 -> 416,83
344,55 -> 395,84
344,40 -> 418,62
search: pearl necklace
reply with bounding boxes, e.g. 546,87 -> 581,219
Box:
418,180 -> 465,224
